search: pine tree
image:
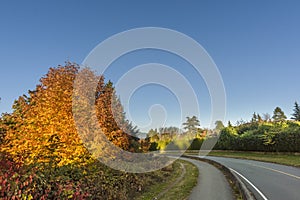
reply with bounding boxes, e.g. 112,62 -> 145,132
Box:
251,112 -> 258,123
291,101 -> 300,121
227,121 -> 233,127
257,114 -> 263,123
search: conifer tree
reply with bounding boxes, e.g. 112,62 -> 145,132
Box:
291,101 -> 300,121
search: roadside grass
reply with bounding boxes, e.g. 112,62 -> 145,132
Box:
134,160 -> 198,200
207,151 -> 300,167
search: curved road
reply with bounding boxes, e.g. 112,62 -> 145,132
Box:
204,156 -> 300,200
180,157 -> 234,200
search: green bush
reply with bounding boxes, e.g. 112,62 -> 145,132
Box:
188,138 -> 204,150
214,121 -> 300,152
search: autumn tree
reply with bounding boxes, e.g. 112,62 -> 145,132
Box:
0,114 -> 9,144
2,64 -> 88,165
147,129 -> 159,143
3,63 -> 137,166
159,127 -> 180,139
95,79 -> 140,152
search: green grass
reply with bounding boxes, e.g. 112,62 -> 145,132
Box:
134,160 -> 198,200
207,151 -> 300,167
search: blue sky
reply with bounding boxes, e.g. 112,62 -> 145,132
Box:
1,1 -> 300,130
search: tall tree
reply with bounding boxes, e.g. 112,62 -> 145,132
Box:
95,79 -> 131,150
251,112 -> 258,123
257,114 -> 263,123
3,63 -> 136,165
96,80 -> 141,152
147,128 -> 159,143
3,64 -> 85,165
214,120 -> 224,132
291,101 -> 300,121
182,116 -> 200,134
272,107 -> 287,122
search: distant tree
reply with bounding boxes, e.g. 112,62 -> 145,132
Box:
147,128 -> 158,137
156,126 -> 180,142
236,119 -> 246,126
257,114 -> 263,123
195,127 -> 204,138
183,116 -> 200,135
262,113 -> 271,122
251,112 -> 263,123
272,107 -> 287,122
227,121 -> 233,127
158,127 -> 179,135
251,112 -> 258,123
214,120 -> 225,133
291,101 -> 300,121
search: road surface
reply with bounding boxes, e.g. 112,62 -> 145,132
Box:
205,156 -> 300,200
180,157 -> 234,200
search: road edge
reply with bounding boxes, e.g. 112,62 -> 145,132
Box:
182,155 -> 256,200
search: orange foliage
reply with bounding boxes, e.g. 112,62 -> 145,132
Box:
2,63 -> 133,166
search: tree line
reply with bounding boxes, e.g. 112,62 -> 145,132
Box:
214,105 -> 300,152
146,104 -> 300,152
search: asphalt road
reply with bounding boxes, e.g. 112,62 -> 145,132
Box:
179,157 -> 234,200
205,156 -> 300,200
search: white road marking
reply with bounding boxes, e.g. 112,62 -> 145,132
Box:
248,163 -> 300,180
229,168 -> 268,200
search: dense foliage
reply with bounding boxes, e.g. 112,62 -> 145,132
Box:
146,116 -> 205,151
214,120 -> 300,152
148,108 -> 300,153
0,63 -> 164,199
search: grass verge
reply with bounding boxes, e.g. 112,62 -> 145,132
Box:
134,160 -> 198,200
207,151 -> 300,167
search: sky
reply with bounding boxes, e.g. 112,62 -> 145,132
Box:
1,1 -> 300,131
